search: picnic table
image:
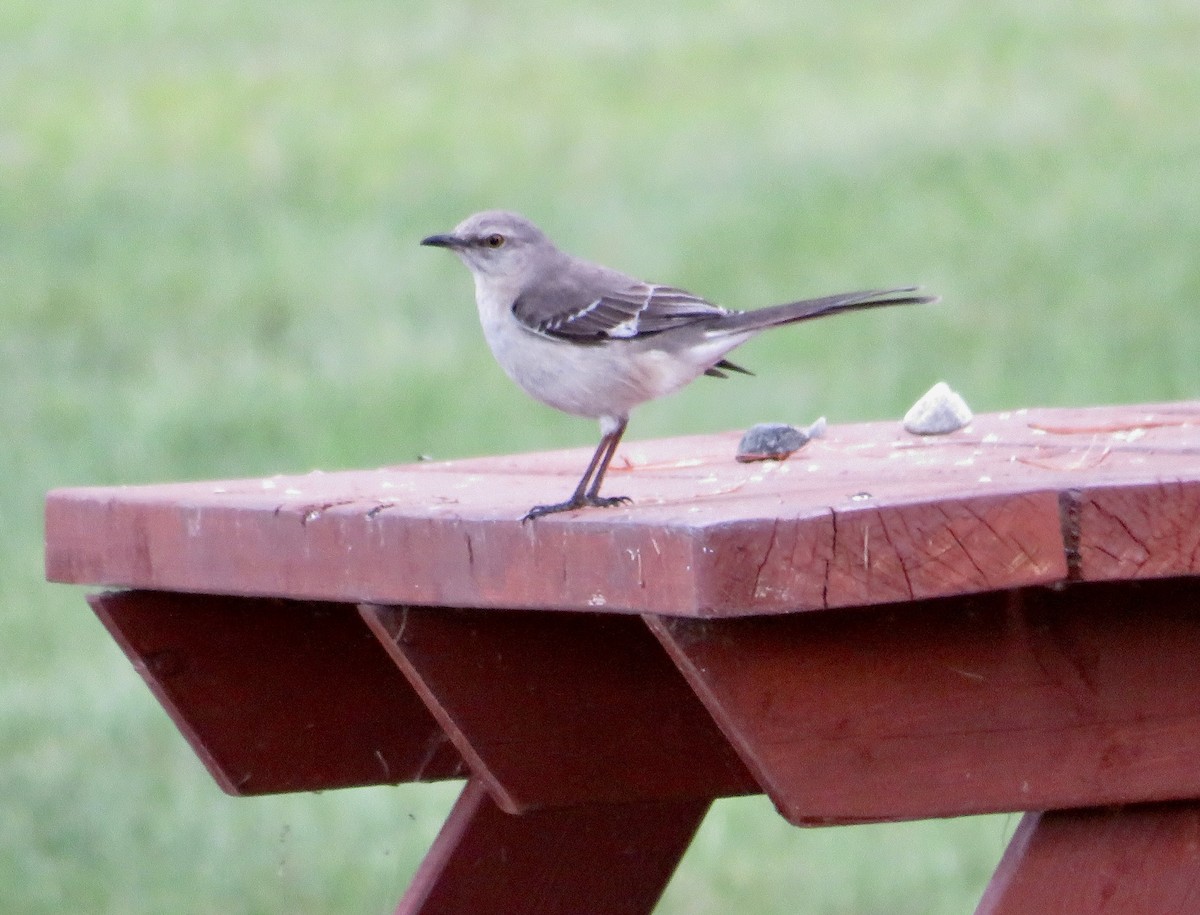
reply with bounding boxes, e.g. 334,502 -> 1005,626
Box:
45,399 -> 1200,914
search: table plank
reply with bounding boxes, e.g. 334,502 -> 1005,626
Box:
45,401 -> 1200,617
361,605 -> 756,812
90,591 -> 465,794
649,577 -> 1200,823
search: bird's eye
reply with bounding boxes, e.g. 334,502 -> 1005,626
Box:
484,233 -> 506,248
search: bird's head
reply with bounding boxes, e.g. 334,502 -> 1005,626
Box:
421,210 -> 554,282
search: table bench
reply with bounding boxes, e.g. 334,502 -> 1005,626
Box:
45,400 -> 1200,913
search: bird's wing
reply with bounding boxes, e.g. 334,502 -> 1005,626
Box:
513,280 -> 730,342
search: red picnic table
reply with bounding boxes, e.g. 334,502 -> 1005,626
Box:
45,400 -> 1200,914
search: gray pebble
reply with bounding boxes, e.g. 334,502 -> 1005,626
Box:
736,418 -> 825,462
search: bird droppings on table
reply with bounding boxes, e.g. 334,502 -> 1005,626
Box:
185,509 -> 203,538
1113,427 -> 1147,443
904,382 -> 973,435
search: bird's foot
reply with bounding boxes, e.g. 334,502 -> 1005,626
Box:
521,493 -> 631,522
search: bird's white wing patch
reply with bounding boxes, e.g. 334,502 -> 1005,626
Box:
515,282 -> 730,342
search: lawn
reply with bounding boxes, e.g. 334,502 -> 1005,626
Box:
3,0 -> 1198,911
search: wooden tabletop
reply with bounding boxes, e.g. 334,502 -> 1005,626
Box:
46,400 -> 1200,615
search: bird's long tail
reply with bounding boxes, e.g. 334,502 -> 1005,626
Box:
718,287 -> 937,334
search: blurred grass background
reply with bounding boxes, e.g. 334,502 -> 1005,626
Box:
4,0 -> 1198,911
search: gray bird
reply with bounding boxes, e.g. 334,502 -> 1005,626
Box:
422,210 -> 934,520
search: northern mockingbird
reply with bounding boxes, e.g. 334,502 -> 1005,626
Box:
422,210 -> 935,521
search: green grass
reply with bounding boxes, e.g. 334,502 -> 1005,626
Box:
3,0 -> 1198,911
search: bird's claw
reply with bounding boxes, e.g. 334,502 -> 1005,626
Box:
522,493 -> 631,522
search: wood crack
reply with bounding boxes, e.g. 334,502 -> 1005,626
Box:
751,517 -> 783,600
1058,487 -> 1084,581
875,510 -> 915,601
822,507 -> 839,609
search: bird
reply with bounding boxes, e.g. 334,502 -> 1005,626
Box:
421,210 -> 935,521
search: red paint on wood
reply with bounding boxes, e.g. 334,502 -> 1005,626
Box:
361,605 -> 757,812
89,591 -> 464,794
977,803 -> 1200,914
397,778 -> 709,915
45,402 -> 1200,616
649,577 -> 1200,824
693,489 -> 1063,614
1075,481 -> 1200,581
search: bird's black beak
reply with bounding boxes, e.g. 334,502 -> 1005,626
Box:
420,233 -> 463,249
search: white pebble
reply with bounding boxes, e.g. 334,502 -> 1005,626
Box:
903,382 -> 973,435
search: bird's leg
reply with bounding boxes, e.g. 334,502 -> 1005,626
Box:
582,417 -> 629,505
522,418 -> 631,521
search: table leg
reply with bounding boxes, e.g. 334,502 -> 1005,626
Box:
397,778 -> 710,915
977,802 -> 1200,914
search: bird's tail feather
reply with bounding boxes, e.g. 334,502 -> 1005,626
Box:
718,287 -> 937,334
